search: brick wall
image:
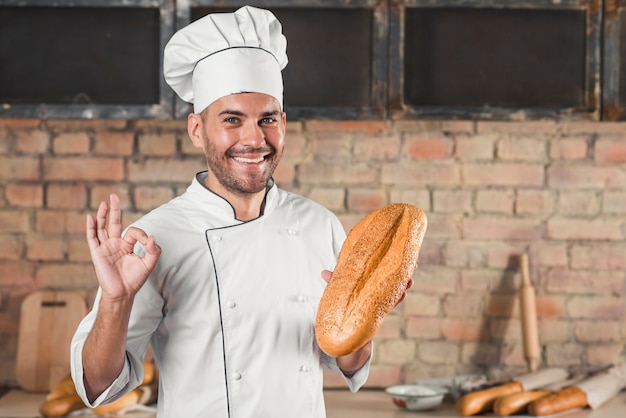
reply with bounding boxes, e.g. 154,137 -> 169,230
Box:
1,118 -> 625,388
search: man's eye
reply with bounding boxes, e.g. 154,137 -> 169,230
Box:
261,117 -> 276,124
224,117 -> 239,123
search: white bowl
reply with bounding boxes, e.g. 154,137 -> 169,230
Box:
385,384 -> 448,411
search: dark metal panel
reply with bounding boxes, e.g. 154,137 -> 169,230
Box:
0,0 -> 175,120
389,0 -> 602,121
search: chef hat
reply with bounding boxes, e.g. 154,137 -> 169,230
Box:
163,5 -> 288,113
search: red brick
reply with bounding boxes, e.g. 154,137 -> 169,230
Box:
586,343 -> 624,367
35,263 -> 97,289
567,296 -> 624,320
575,320 -> 620,342
90,185 -> 132,210
43,157 -> 124,181
377,313 -> 402,339
389,189 -> 430,210
282,132 -> 307,158
5,184 -> 43,207
443,293 -> 483,317
0,211 -> 29,233
134,186 -> 175,211
346,188 -> 386,211
561,121 -> 625,135
180,135 -> 205,156
311,135 -> 351,162
535,295 -> 565,318
403,135 -> 453,160
67,237 -> 91,263
485,294 -> 517,318
355,365 -> 402,388
127,158 -> 205,183
0,234 -> 23,260
138,133 -> 177,156
570,243 -> 626,269
490,318 -> 521,342
547,218 -> 623,240
545,269 -> 624,295
532,243 -> 568,267
433,190 -> 472,214
425,214 -> 461,239
300,162 -> 378,185
36,210 -> 86,234
497,138 -> 546,161
477,120 -> 559,134
549,137 -> 588,160
0,260 -> 36,286
538,319 -> 570,343
406,316 -> 443,339
417,341 -> 459,365
463,218 -> 542,241
382,163 -> 460,186
463,163 -> 544,187
306,120 -> 388,134
53,132 -> 90,154
26,236 -> 64,261
404,293 -> 440,316
595,137 -> 626,164
14,129 -> 49,153
475,189 -> 514,214
94,131 -> 134,156
516,189 -> 554,215
353,136 -> 400,162
47,119 -> 127,131
441,318 -> 482,341
272,160 -> 295,186
548,164 -> 625,189
603,191 -> 626,214
307,187 -> 345,212
558,191 -> 600,216
545,343 -> 584,366
47,184 -> 87,209
455,134 -> 496,160
0,157 -> 40,180
461,269 -> 517,292
411,266 -> 457,294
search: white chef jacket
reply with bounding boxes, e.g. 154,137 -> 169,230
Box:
71,172 -> 371,418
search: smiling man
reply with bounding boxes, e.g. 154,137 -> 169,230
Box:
69,5 -> 378,418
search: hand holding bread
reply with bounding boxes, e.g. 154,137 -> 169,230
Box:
315,203 -> 427,357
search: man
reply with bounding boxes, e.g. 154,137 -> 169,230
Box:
71,5 -> 408,417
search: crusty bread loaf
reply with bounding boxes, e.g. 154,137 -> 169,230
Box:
315,203 -> 427,357
528,386 -> 588,416
455,381 -> 524,416
493,390 -> 551,416
39,394 -> 86,418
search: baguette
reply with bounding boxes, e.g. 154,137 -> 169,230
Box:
91,388 -> 143,416
39,394 -> 85,418
528,386 -> 588,416
455,381 -> 524,416
493,390 -> 551,416
315,203 -> 427,357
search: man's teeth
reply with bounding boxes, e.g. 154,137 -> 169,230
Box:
234,156 -> 264,163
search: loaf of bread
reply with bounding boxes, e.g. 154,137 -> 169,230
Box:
493,390 -> 551,416
455,381 -> 524,416
38,359 -> 158,418
315,203 -> 427,357
528,386 -> 588,416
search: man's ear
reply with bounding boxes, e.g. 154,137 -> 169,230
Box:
187,113 -> 204,149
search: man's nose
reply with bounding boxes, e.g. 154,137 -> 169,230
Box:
241,121 -> 266,147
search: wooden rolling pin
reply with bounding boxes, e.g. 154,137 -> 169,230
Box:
519,253 -> 540,373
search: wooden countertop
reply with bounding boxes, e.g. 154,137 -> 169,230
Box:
1,389 -> 625,417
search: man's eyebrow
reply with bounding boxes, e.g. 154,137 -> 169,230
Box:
218,109 -> 245,116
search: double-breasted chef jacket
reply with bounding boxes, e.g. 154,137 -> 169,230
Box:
71,172 -> 371,418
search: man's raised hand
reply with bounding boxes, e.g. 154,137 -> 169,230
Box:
86,194 -> 161,301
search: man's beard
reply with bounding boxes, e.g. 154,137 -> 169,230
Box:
202,133 -> 282,195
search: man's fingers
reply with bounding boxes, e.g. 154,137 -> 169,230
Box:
107,194 -> 123,239
95,201 -> 109,243
142,236 -> 162,271
86,214 -> 100,251
321,270 -> 332,283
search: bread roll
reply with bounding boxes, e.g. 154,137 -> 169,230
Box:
315,203 -> 427,357
528,386 -> 588,416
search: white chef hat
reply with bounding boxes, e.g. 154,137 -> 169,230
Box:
163,5 -> 288,113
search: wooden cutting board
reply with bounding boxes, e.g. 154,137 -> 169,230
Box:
15,291 -> 87,392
